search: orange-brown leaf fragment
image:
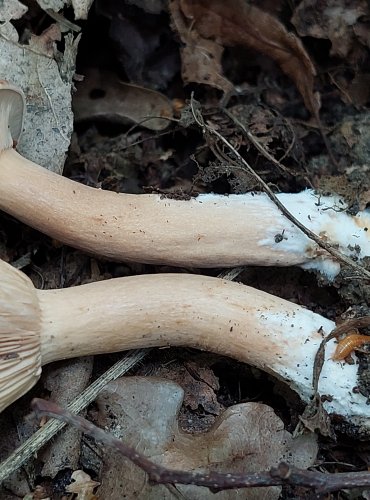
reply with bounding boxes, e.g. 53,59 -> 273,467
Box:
66,470 -> 99,499
169,0 -> 234,94
291,0 -> 368,60
178,0 -> 320,116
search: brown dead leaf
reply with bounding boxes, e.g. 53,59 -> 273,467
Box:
150,358 -> 222,431
354,19 -> 370,49
169,0 -> 234,94
23,485 -> 50,499
173,0 -> 320,116
318,164 -> 370,211
74,69 -> 174,131
231,104 -> 289,149
66,470 -> 99,500
40,357 -> 93,477
341,121 -> 359,149
348,73 -> 370,106
297,393 -> 332,437
28,24 -> 62,57
291,0 -> 368,60
95,377 -> 318,499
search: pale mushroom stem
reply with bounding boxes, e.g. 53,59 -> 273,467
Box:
1,148 -> 370,278
1,260 -> 369,429
1,81 -> 370,278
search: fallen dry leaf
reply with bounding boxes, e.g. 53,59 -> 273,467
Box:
0,0 -> 27,22
74,69 -> 174,131
0,17 -> 79,173
169,0 -> 234,94
23,485 -> 50,500
66,470 -> 99,499
96,0 -> 179,89
291,0 -> 368,59
40,357 -> 93,478
94,377 -> 317,499
348,73 -> 370,106
149,358 -> 222,431
172,0 -> 320,116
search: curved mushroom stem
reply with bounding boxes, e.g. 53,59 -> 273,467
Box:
1,149 -> 370,278
1,81 -> 370,277
1,260 -> 369,429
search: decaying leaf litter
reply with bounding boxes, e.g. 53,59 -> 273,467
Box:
0,0 -> 370,498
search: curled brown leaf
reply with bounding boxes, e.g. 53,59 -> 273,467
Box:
177,0 -> 320,116
169,0 -> 234,94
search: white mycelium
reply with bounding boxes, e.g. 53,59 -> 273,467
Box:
196,190 -> 370,278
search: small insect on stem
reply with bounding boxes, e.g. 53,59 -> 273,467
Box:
333,333 -> 370,361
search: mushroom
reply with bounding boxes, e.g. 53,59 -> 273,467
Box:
1,259 -> 369,430
1,82 -> 370,279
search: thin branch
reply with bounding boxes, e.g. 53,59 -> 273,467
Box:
314,316 -> 370,391
223,108 -> 294,175
0,349 -> 147,484
190,95 -> 370,280
31,399 -> 370,495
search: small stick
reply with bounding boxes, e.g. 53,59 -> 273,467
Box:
222,107 -> 294,175
190,96 -> 370,280
0,268 -> 265,483
0,349 -> 147,484
31,398 -> 370,495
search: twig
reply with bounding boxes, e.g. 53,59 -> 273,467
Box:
0,349 -> 147,484
31,399 -> 370,494
217,266 -> 245,281
223,108 -> 294,175
190,95 -> 370,280
314,316 -> 370,391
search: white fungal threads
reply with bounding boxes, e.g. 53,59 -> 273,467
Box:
255,308 -> 333,392
257,190 -> 370,279
154,190 -> 370,277
255,307 -> 368,422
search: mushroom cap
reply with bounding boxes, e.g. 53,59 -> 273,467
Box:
0,260 -> 41,412
0,80 -> 25,151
